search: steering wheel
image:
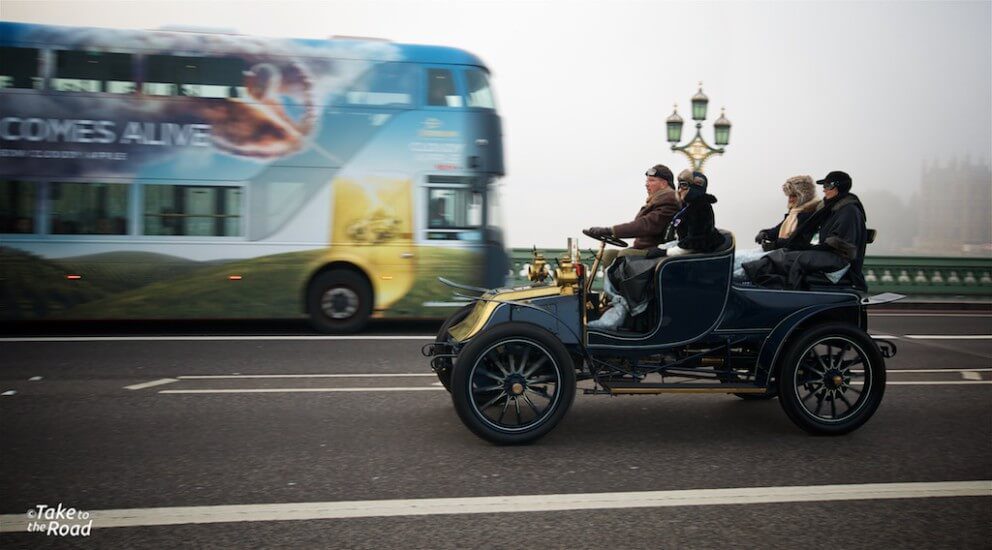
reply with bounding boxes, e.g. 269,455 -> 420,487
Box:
582,228 -> 628,248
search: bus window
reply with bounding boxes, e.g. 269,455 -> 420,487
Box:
0,180 -> 36,233
425,183 -> 482,241
144,55 -> 246,99
0,47 -> 42,90
143,184 -> 243,237
53,50 -> 135,94
426,69 -> 461,107
49,182 -> 129,235
344,62 -> 418,106
464,69 -> 495,109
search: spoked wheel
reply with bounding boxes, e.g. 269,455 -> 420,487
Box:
433,303 -> 475,392
779,323 -> 885,435
451,323 -> 576,445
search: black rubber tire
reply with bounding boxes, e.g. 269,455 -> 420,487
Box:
450,322 -> 576,445
433,303 -> 475,392
306,270 -> 372,334
778,323 -> 886,435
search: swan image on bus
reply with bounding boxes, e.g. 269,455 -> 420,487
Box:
0,21 -> 508,332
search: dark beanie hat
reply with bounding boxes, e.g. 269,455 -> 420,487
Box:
645,164 -> 674,184
816,170 -> 852,194
692,171 -> 708,191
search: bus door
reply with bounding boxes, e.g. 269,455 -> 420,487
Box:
417,175 -> 487,308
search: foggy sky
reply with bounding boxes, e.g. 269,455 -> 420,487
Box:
4,0 -> 991,249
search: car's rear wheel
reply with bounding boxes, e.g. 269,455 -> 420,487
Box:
451,323 -> 576,445
778,323 -> 885,435
433,303 -> 475,392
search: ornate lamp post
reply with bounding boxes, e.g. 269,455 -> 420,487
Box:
666,83 -> 732,173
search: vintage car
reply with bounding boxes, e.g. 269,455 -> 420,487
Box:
424,230 -> 901,445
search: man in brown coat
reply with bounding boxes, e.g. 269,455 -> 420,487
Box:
585,164 -> 680,330
585,164 -> 680,252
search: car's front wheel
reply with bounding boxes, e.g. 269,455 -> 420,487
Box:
450,323 -> 576,445
778,323 -> 886,435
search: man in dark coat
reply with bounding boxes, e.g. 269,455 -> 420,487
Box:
743,170 -> 868,290
650,169 -> 723,257
584,164 -> 679,250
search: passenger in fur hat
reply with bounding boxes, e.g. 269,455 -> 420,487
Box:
756,175 -> 820,247
732,175 -> 820,281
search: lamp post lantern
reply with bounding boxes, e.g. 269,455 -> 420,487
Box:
668,83 -> 731,173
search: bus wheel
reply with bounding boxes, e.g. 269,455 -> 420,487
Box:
307,270 -> 372,333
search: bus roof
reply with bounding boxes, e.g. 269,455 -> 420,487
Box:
0,21 -> 490,70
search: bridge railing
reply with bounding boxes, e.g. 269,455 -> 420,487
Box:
508,249 -> 992,296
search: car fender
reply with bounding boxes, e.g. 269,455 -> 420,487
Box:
754,302 -> 861,385
451,293 -> 583,346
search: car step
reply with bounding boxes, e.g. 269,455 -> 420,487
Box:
601,382 -> 768,395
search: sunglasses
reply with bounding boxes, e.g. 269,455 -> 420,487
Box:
822,181 -> 839,190
678,181 -> 691,189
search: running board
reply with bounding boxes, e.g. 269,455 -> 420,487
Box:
602,382 -> 768,395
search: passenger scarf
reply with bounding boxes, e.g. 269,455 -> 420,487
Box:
777,197 -> 820,239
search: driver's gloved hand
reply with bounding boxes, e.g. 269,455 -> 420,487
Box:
645,248 -> 667,259
754,230 -> 769,244
585,226 -> 613,238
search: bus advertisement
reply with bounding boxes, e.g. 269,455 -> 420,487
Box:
0,21 -> 508,332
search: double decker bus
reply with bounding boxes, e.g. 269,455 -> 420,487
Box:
0,21 -> 507,332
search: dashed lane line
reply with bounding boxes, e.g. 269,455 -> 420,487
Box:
887,368 -> 991,373
904,335 -> 992,340
886,381 -> 992,385
0,481 -> 987,532
869,313 -> 992,317
124,378 -> 178,391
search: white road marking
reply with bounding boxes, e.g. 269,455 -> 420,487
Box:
178,369 -> 987,380
904,335 -> 992,340
177,373 -> 436,380
0,335 -> 435,342
28,376 -> 42,381
887,381 -> 992,385
160,387 -> 446,394
961,371 -> 983,381
124,378 -> 179,391
4,334 -> 990,343
887,368 -> 991,373
869,312 -> 992,317
0,481 -> 987,532
1,390 -> 15,396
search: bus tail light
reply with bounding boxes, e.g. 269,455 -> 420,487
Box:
228,275 -> 243,281
66,274 -> 82,280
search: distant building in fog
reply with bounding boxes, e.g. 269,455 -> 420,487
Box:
914,158 -> 991,256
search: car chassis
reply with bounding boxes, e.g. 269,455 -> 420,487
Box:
424,231 -> 901,445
